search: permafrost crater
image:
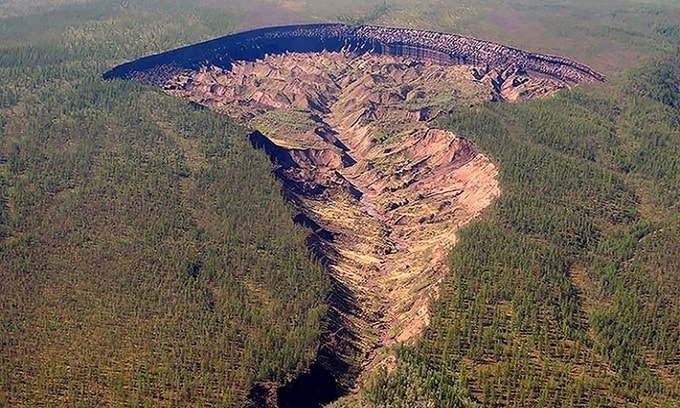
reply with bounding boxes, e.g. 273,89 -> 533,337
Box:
104,23 -> 605,407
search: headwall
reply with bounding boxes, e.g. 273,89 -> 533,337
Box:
103,23 -> 606,84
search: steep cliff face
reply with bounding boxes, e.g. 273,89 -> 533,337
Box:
103,23 -> 605,86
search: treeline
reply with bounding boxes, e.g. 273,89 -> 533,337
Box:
0,2 -> 328,406
359,54 -> 680,407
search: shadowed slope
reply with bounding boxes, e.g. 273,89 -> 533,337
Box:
103,23 -> 606,85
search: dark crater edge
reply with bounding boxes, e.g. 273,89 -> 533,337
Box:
102,23 -> 606,85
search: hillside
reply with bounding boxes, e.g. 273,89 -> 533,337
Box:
1,1 -> 679,407
0,2 -> 329,407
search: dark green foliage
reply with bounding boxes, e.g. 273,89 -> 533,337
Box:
0,78 -> 329,406
2,1 -> 680,407
363,347 -> 471,408
438,104 -> 638,251
589,217 -> 680,393
620,65 -> 680,205
369,55 -> 680,407
627,58 -> 680,109
447,221 -> 577,337
0,4 -> 327,406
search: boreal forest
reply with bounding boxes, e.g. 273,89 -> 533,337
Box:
0,0 -> 678,407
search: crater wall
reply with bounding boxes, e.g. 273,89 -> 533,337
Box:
103,23 -> 605,84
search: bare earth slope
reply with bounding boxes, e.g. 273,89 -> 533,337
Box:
105,24 -> 605,405
164,51 -> 553,390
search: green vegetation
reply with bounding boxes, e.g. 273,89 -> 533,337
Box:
0,1 -> 328,406
253,109 -> 318,135
1,0 -> 680,406
358,57 -> 680,407
338,0 -> 392,26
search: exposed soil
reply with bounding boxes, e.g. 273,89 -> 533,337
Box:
159,50 -> 581,402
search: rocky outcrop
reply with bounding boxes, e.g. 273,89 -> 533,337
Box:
103,23 -> 605,85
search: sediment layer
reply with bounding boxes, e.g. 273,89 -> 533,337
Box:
103,23 -> 606,85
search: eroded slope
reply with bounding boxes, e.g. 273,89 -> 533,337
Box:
154,50 -> 586,395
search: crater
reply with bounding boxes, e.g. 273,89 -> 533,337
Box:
104,23 -> 605,406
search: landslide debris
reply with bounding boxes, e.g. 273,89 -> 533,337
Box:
162,51 -> 505,393
104,23 -> 605,405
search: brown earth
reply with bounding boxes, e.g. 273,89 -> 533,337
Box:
160,50 -> 577,394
